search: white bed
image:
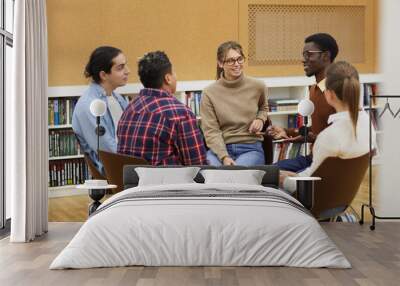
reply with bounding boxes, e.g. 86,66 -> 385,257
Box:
50,183 -> 351,269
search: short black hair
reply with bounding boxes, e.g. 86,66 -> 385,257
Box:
84,46 -> 122,83
138,51 -> 172,89
305,33 -> 339,62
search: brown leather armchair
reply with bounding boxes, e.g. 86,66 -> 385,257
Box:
307,153 -> 369,218
98,150 -> 148,194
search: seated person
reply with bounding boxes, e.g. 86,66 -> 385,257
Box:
281,61 -> 372,192
117,51 -> 207,165
72,46 -> 130,174
200,41 -> 269,166
268,33 -> 339,172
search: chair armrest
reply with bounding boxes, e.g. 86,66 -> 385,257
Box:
287,177 -> 321,210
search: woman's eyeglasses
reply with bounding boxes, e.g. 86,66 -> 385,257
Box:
224,56 -> 245,66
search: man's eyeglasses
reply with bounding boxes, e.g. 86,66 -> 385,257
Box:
224,56 -> 245,66
302,50 -> 324,59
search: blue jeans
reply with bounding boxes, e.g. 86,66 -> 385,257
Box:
276,155 -> 313,172
207,142 -> 265,166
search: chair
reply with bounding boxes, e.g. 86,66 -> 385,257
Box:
262,134 -> 274,165
261,118 -> 274,165
98,150 -> 148,194
83,153 -> 106,180
309,153 -> 369,218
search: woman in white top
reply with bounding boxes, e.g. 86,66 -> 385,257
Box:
281,61 -> 371,192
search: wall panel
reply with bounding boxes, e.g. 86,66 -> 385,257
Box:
47,0 -> 239,85
47,0 -> 377,86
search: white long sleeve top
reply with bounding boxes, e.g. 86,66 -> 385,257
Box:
284,110 -> 373,192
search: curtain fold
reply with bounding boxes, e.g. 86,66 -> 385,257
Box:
9,0 -> 48,242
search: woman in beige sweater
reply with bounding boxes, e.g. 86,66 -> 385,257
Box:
200,41 -> 269,166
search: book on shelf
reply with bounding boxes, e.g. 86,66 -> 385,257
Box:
48,98 -> 78,126
362,83 -> 378,108
48,159 -> 90,187
287,114 -> 304,129
268,99 -> 299,112
49,129 -> 81,158
176,91 -> 202,117
272,141 -> 312,164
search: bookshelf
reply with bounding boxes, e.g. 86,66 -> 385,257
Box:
48,94 -> 90,198
48,124 -> 72,129
47,73 -> 382,197
49,155 -> 84,160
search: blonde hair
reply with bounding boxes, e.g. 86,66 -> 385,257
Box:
326,61 -> 360,136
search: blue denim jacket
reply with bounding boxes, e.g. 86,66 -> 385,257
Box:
72,83 -> 129,174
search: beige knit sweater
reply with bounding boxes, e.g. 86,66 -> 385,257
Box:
200,74 -> 269,160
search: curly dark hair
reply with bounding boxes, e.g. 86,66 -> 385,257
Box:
305,33 -> 339,62
138,51 -> 172,89
84,46 -> 122,83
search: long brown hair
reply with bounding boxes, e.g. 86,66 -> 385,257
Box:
325,61 -> 360,136
216,41 -> 245,80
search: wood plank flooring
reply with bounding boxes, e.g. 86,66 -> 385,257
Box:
49,195 -> 112,222
49,167 -> 379,223
1,222 -> 399,286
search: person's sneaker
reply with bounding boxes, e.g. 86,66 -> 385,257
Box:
335,213 -> 358,222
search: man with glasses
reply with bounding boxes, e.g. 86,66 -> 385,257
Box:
268,33 -> 339,172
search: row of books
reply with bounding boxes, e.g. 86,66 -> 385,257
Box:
49,130 -> 81,158
176,91 -> 202,117
268,99 -> 299,112
48,98 -> 78,126
48,159 -> 90,187
287,114 -> 304,129
272,141 -> 312,164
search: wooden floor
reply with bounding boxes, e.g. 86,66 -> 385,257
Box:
48,195 -> 112,222
1,222 -> 399,286
49,167 -> 379,223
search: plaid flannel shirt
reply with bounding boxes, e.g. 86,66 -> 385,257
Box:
117,88 -> 207,165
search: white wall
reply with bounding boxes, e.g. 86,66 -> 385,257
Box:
376,0 -> 400,216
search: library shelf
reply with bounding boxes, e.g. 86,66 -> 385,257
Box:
268,110 -> 298,116
49,154 -> 84,161
48,124 -> 73,129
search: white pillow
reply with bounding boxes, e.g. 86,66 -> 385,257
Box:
200,169 -> 266,185
135,167 -> 200,186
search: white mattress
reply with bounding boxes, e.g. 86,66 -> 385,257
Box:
50,183 -> 351,269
